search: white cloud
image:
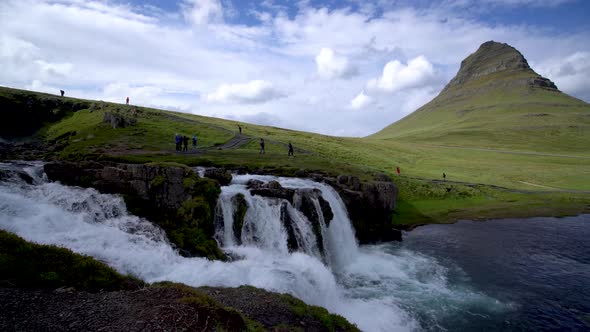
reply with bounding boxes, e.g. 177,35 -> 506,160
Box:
315,48 -> 357,80
0,0 -> 588,137
350,91 -> 372,109
535,52 -> 590,100
182,0 -> 223,25
206,80 -> 285,104
367,56 -> 437,93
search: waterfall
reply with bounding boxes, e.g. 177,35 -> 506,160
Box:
0,162 -> 508,332
214,174 -> 359,270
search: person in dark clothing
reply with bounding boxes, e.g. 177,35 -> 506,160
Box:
60,90 -> 64,97
175,134 -> 181,152
238,125 -> 242,135
259,138 -> 265,154
192,134 -> 197,149
443,172 -> 446,181
288,142 -> 294,156
183,136 -> 189,152
126,96 -> 129,105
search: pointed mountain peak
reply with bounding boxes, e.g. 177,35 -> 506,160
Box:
443,40 -> 558,92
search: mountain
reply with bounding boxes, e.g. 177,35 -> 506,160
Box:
370,41 -> 590,154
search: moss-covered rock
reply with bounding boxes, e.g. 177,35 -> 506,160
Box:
44,161 -> 224,259
0,230 -> 142,291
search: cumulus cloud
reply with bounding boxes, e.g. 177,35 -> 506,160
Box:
535,52 -> 590,100
367,56 -> 437,93
206,80 -> 285,104
182,0 -> 223,25
315,48 -> 357,80
350,91 -> 372,109
0,0 -> 588,137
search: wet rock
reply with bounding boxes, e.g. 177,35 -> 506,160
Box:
250,181 -> 295,203
280,201 -> 299,252
231,193 -> 248,245
204,168 -> 232,186
294,189 -> 326,256
0,167 -> 34,184
321,174 -> 401,244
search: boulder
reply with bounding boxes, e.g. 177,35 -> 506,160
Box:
204,168 -> 233,186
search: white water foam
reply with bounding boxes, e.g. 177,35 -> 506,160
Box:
0,164 -> 506,331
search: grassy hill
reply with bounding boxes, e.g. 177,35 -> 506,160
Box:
1,41 -> 588,225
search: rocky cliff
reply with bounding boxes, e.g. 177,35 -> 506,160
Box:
442,40 -> 558,93
44,161 -> 223,259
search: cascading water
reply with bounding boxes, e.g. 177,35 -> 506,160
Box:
215,174 -> 359,270
0,162 -> 509,332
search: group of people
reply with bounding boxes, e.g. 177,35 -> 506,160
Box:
175,133 -> 197,152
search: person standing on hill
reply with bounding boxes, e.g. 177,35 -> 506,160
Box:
192,134 -> 197,149
238,125 -> 242,135
443,172 -> 446,181
396,167 -> 400,175
175,134 -> 181,152
126,96 -> 129,105
259,138 -> 265,154
60,90 -> 64,97
288,142 -> 294,157
183,136 -> 189,152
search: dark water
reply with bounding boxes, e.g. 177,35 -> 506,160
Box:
402,215 -> 590,331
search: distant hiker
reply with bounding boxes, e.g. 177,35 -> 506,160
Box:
126,96 -> 129,105
238,125 -> 242,135
259,138 -> 265,154
443,172 -> 446,181
183,136 -> 189,152
288,142 -> 294,157
175,133 -> 182,152
192,134 -> 197,149
60,90 -> 64,97
396,167 -> 400,175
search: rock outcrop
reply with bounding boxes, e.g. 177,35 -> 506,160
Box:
0,88 -> 90,139
442,40 -> 558,94
327,174 -> 401,243
204,167 -> 233,186
103,111 -> 137,129
44,161 -> 223,259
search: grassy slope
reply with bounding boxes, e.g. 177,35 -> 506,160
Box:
2,86 -> 589,225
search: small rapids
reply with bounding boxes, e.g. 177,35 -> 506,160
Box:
0,162 -> 508,332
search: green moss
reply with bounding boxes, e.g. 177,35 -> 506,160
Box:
150,175 -> 165,188
0,230 -> 143,291
282,294 -> 359,332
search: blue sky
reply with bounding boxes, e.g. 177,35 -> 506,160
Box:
1,0 -> 589,136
